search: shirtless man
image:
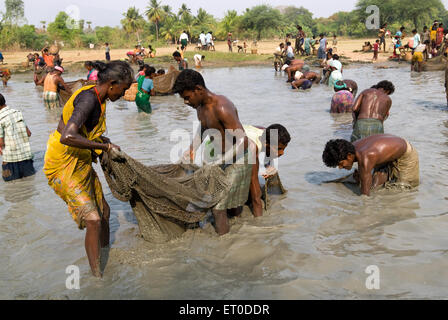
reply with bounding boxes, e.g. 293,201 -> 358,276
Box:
244,124 -> 290,217
39,66 -> 71,109
351,80 -> 394,142
322,134 -> 419,196
173,51 -> 188,70
173,69 -> 252,236
303,70 -> 322,83
285,59 -> 305,82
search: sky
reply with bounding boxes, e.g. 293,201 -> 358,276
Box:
1,0 -> 448,28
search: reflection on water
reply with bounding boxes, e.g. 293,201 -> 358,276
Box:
1,65 -> 448,299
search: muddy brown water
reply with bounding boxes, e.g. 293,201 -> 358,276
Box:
1,64 -> 448,299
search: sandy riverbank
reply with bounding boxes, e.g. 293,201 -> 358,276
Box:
0,38 -> 394,73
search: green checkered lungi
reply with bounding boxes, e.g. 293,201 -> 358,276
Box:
351,118 -> 384,142
214,153 -> 253,211
43,91 -> 61,109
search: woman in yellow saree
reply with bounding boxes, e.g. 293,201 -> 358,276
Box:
44,61 -> 134,277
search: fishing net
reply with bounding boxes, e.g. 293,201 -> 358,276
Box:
123,66 -> 180,101
101,151 -> 286,243
59,80 -> 95,106
153,68 -> 180,95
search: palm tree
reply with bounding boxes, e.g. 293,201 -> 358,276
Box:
121,7 -> 145,42
162,5 -> 175,18
86,21 -> 92,31
180,11 -> 194,36
221,10 -> 238,33
178,3 -> 191,19
160,15 -> 181,44
40,20 -> 46,31
195,8 -> 213,27
146,0 -> 165,41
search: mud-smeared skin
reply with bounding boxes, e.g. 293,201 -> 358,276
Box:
1,65 -> 448,299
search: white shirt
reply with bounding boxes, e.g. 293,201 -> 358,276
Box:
415,43 -> 426,52
294,71 -> 303,80
199,33 -> 206,45
180,33 -> 189,41
205,33 -> 212,44
286,46 -> 294,58
194,54 -> 202,65
330,60 -> 342,71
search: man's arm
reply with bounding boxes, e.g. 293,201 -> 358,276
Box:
359,157 -> 374,196
352,92 -> 364,122
384,98 -> 392,120
35,74 -> 46,86
57,76 -> 71,93
0,137 -> 4,155
184,120 -> 203,162
249,146 -> 263,217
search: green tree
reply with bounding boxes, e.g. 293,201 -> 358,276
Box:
180,11 -> 194,36
121,7 -> 145,42
17,24 -> 48,49
178,3 -> 191,19
47,11 -> 76,42
162,5 -> 174,18
355,0 -> 446,29
146,0 -> 165,41
194,8 -> 215,31
241,5 -> 282,40
282,6 -> 314,29
4,0 -> 24,25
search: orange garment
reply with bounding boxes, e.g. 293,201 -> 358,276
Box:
43,53 -> 54,67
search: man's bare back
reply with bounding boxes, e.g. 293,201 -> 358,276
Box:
352,87 -> 392,122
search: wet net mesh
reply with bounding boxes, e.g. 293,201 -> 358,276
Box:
101,151 -> 287,243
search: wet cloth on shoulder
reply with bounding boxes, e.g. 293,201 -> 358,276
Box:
350,118 -> 384,142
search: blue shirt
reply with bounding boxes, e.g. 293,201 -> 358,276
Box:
319,38 -> 327,50
142,78 -> 154,92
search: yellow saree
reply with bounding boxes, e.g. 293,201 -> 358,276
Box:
44,85 -> 106,229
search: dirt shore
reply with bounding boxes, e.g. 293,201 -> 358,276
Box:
0,37 -> 393,73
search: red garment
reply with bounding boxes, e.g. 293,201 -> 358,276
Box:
436,27 -> 444,46
373,43 -> 379,51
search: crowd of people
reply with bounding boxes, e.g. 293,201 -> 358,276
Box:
1,21 -> 438,279
373,21 -> 448,71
